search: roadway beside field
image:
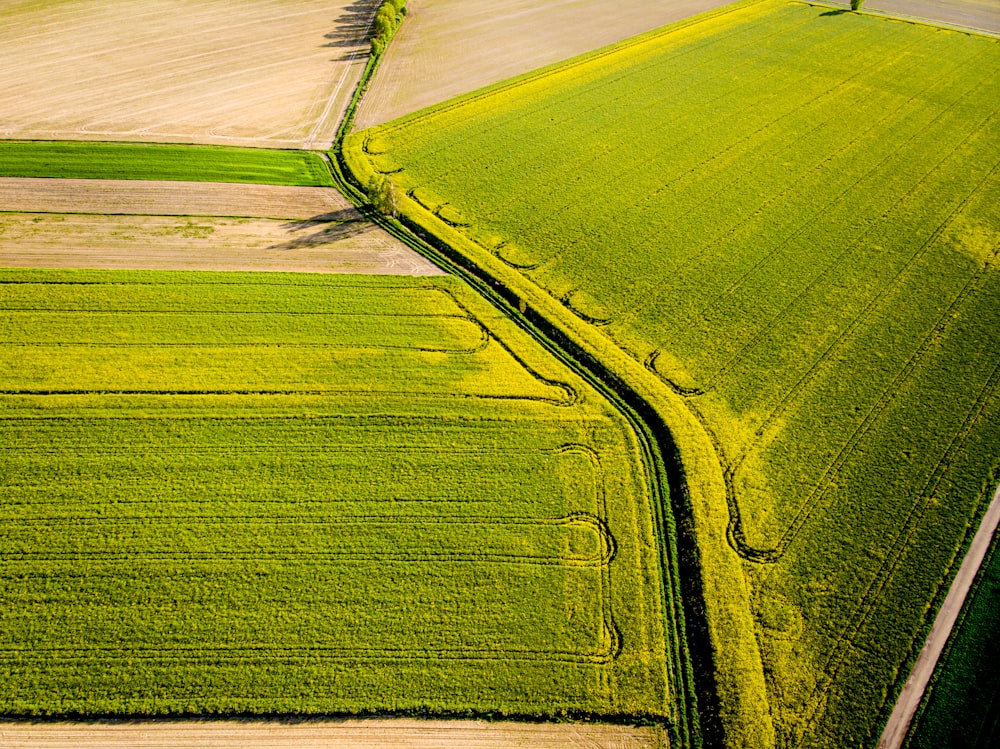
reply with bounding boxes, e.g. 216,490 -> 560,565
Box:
0,720 -> 665,749
353,0 -> 737,130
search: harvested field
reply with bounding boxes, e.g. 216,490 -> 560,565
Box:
0,179 -> 441,275
0,719 -> 665,749
0,179 -> 353,220
865,0 -> 1000,34
0,212 -> 441,275
353,0 -> 736,130
0,0 -> 377,149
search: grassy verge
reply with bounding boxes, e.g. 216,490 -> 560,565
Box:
0,141 -> 334,186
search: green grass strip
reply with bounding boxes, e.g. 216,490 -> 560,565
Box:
0,141 -> 334,186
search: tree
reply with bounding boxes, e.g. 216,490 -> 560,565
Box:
367,174 -> 399,217
851,0 -> 864,10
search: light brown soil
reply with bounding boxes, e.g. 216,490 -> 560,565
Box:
864,0 -> 1000,34
0,719 -> 666,749
353,0 -> 737,131
0,0 -> 378,149
0,212 -> 442,275
877,483 -> 1000,748
0,178 -> 355,221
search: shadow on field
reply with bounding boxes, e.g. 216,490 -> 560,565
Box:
820,8 -> 850,16
269,211 -> 373,250
324,0 -> 379,62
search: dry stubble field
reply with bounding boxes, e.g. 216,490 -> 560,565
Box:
0,0 -> 378,148
353,0 -> 737,130
0,179 -> 441,274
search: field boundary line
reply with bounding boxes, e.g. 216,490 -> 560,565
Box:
877,482 -> 1000,748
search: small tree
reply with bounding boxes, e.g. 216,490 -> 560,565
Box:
850,0 -> 864,10
367,174 -> 399,217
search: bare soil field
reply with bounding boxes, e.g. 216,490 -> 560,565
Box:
0,178 -> 354,220
0,719 -> 665,749
0,0 -> 378,149
0,212 -> 441,275
864,0 -> 1000,34
353,0 -> 736,130
0,178 -> 440,274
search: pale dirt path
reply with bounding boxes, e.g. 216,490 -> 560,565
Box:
877,482 -> 1000,749
0,0 -> 376,149
0,719 -> 665,749
353,0 -> 737,131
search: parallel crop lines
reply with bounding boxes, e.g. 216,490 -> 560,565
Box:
0,270 -> 669,718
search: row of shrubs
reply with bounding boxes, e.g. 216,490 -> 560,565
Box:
371,0 -> 407,55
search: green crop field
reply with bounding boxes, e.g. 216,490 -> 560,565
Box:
0,141 -> 334,186
906,532 -> 1000,749
345,0 -> 1000,745
0,268 -> 682,722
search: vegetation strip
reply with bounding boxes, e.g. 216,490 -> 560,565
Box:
0,142 -> 334,186
878,482 -> 1000,748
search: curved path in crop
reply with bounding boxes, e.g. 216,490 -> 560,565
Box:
0,719 -> 663,749
877,482 -> 1000,748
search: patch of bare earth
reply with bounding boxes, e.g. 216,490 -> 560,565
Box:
353,0 -> 737,131
0,178 -> 355,220
0,720 -> 666,749
0,0 -> 379,149
864,0 -> 1000,34
0,179 -> 442,275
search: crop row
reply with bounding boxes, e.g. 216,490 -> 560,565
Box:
0,140 -> 334,186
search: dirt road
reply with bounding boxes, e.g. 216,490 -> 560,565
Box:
877,482 -> 1000,748
0,719 -> 665,749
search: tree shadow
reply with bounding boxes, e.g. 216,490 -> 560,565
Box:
820,8 -> 850,16
269,210 -> 373,251
324,0 -> 379,62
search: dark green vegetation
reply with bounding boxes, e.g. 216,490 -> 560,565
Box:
906,531 -> 1000,749
0,268 -> 677,720
0,141 -> 334,186
346,1 -> 1000,745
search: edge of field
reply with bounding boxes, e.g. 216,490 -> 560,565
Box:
339,1 -> 781,746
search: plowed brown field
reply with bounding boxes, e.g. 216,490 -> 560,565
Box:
0,0 -> 378,148
0,720 -> 665,749
353,0 -> 736,130
0,212 -> 441,275
0,178 -> 441,274
0,178 -> 353,220
865,0 -> 1000,34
